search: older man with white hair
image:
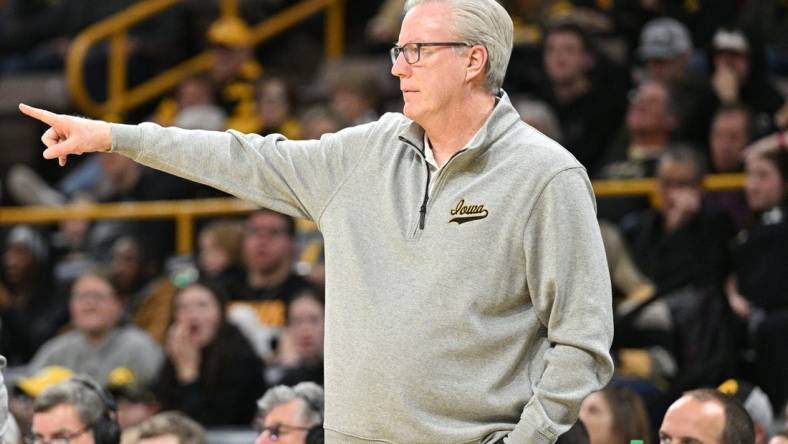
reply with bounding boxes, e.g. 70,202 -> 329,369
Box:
19,0 -> 614,442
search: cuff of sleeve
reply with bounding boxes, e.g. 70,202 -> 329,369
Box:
110,123 -> 142,158
505,403 -> 561,444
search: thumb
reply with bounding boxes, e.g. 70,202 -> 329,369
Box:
42,138 -> 79,160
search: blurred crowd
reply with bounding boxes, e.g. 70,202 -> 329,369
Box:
2,0 -> 788,443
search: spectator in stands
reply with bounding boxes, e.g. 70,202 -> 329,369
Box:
225,210 -> 310,332
107,378 -> 160,430
719,379 -> 775,444
28,270 -> 163,388
11,365 -> 75,434
538,21 -> 626,176
299,105 -> 341,141
659,388 -> 754,444
705,104 -> 752,228
597,79 -> 678,222
256,76 -> 302,139
28,375 -> 121,444
578,385 -> 651,444
328,67 -> 379,126
196,219 -> 245,286
154,280 -> 265,427
130,411 -> 206,444
154,75 -> 226,131
0,225 -> 67,366
255,382 -> 323,444
267,287 -> 324,387
110,236 -> 156,310
513,98 -> 563,143
726,134 -> 788,413
598,80 -> 677,181
635,17 -> 716,146
710,27 -> 786,137
622,147 -> 735,294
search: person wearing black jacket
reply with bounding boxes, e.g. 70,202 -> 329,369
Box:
155,280 -> 266,426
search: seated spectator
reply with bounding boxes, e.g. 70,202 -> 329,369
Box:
255,382 -> 323,444
224,210 -> 311,350
578,385 -> 651,444
128,411 -> 206,444
709,27 -> 786,137
28,375 -> 121,444
659,388 -> 754,444
514,98 -> 562,143
267,287 -> 324,386
0,225 -> 67,366
622,147 -> 735,293
537,21 -> 626,175
718,379 -> 774,444
726,135 -> 788,412
596,80 -> 678,222
154,281 -> 265,427
635,17 -> 716,146
110,236 -> 157,310
154,75 -> 226,131
705,104 -> 752,229
256,76 -> 302,139
328,66 -> 379,126
28,270 -> 163,388
300,105 -> 341,141
10,365 -> 74,434
107,377 -> 160,431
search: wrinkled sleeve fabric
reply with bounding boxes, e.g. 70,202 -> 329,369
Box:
111,122 -> 370,223
509,167 -> 614,443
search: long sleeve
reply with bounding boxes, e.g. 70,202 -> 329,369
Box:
111,122 -> 372,223
509,168 -> 615,443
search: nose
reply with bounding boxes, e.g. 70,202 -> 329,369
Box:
391,52 -> 410,78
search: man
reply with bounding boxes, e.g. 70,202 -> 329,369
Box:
19,0 -> 614,441
28,271 -> 163,388
539,21 -> 626,176
28,376 -> 121,444
636,17 -> 716,147
255,383 -> 323,444
718,379 -> 774,444
659,388 -> 755,444
132,411 -> 206,444
706,104 -> 751,228
225,209 -> 310,329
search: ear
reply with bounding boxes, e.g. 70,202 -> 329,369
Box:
465,44 -> 488,85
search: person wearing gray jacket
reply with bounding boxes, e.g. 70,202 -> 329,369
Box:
19,1 -> 614,442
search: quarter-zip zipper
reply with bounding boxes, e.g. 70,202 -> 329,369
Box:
399,135 -> 467,230
399,136 -> 431,230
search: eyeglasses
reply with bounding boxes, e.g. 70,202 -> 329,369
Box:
256,423 -> 311,441
390,41 -> 471,64
25,426 -> 90,444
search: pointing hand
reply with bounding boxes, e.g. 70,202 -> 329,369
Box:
19,103 -> 112,166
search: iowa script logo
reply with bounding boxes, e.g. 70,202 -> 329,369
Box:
449,199 -> 489,224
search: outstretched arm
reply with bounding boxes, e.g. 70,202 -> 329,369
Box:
19,104 -> 112,166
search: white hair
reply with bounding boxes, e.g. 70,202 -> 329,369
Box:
256,382 -> 324,426
404,0 -> 513,94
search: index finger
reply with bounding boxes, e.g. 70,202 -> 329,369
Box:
19,103 -> 61,126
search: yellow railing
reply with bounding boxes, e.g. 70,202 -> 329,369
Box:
67,0 -> 345,121
0,175 -> 746,255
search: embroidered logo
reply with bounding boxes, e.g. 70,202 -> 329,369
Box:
449,199 -> 489,224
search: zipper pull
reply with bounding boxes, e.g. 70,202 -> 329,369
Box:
419,202 -> 427,229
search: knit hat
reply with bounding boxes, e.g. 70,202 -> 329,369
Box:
16,366 -> 74,398
638,18 -> 692,60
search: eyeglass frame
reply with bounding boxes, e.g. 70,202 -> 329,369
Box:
25,426 -> 90,444
390,41 -> 472,65
256,423 -> 312,441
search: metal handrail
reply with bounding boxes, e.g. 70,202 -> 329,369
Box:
66,0 -> 345,120
0,175 -> 746,255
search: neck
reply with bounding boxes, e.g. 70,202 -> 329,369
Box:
630,129 -> 670,149
553,75 -> 590,103
247,262 -> 292,289
84,328 -> 112,345
422,90 -> 496,167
